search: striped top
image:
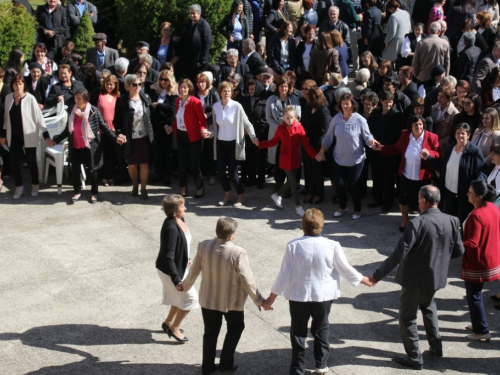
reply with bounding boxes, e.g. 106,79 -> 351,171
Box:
183,238 -> 264,312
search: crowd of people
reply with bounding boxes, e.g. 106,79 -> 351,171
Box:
1,0 -> 500,373
1,0 -> 500,221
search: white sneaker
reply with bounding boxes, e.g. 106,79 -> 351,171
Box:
352,212 -> 362,220
31,184 -> 39,197
295,206 -> 305,216
13,186 -> 24,199
271,193 -> 283,208
316,368 -> 329,374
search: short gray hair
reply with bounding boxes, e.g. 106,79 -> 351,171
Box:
329,5 -> 339,13
334,87 -> 351,101
139,53 -> 153,65
227,48 -> 239,57
216,217 -> 238,240
115,57 -> 129,74
189,4 -> 202,14
356,68 -> 370,83
463,31 -> 476,47
99,69 -> 111,78
419,185 -> 440,204
124,74 -> 140,90
243,38 -> 256,50
429,21 -> 441,34
441,75 -> 457,89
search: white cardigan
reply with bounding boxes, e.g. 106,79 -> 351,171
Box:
271,236 -> 363,302
3,92 -> 47,148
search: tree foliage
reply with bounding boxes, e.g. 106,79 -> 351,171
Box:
72,11 -> 95,59
113,0 -> 232,63
0,3 -> 36,67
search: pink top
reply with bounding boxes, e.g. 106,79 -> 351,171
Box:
72,116 -> 86,149
97,94 -> 117,131
427,5 -> 445,33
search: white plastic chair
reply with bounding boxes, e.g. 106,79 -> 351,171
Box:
44,142 -> 86,194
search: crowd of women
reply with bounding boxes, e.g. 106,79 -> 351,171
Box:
1,0 -> 500,222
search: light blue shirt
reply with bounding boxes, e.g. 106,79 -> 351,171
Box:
74,0 -> 86,16
157,44 -> 169,64
322,112 -> 373,167
96,49 -> 105,70
233,15 -> 243,41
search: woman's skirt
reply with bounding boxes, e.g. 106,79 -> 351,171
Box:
157,269 -> 199,310
127,136 -> 150,165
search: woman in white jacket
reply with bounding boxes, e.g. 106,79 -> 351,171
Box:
263,208 -> 373,375
0,74 -> 52,199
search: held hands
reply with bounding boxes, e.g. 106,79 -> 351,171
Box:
116,134 -> 127,145
201,129 -> 211,139
165,126 -> 173,135
369,139 -> 382,150
176,282 -> 185,292
152,102 -> 158,109
0,137 -> 6,147
360,276 -> 376,287
252,137 -> 259,146
315,152 -> 325,162
261,298 -> 274,311
421,148 -> 430,160
45,138 -> 56,147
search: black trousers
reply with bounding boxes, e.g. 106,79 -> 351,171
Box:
289,300 -> 332,375
176,130 -> 203,189
302,149 -> 324,197
442,187 -> 474,225
10,141 -> 39,187
334,159 -> 364,212
464,281 -> 489,334
399,287 -> 442,364
200,137 -> 217,177
240,135 -> 267,184
201,308 -> 245,373
152,127 -> 173,179
100,136 -> 116,180
71,148 -> 98,195
274,142 -> 286,189
370,153 -> 399,205
217,140 -> 244,194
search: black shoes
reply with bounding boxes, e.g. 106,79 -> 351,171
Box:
219,364 -> 238,372
490,295 -> 500,302
161,323 -> 184,334
311,196 -> 324,204
382,205 -> 392,212
166,327 -> 188,343
131,186 -> 139,196
194,187 -> 205,198
141,189 -> 148,200
392,355 -> 423,370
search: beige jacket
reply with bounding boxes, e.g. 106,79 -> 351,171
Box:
183,238 -> 264,312
471,128 -> 500,165
3,92 -> 47,148
412,34 -> 450,82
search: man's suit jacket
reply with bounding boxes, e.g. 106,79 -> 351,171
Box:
183,238 -> 264,312
86,47 -> 119,71
155,218 -> 188,286
373,207 -> 464,290
245,51 -> 267,77
472,53 -> 498,94
128,57 -> 161,74
454,45 -> 481,83
412,34 -> 450,82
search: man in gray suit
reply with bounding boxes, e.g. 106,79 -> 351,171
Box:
370,185 -> 464,370
472,41 -> 500,94
86,33 -> 119,72
412,22 -> 450,83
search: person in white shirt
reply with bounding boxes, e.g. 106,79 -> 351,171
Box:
263,208 -> 373,375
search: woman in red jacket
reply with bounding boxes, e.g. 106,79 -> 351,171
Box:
374,114 -> 441,231
166,79 -> 207,197
462,180 -> 500,342
259,106 -> 317,217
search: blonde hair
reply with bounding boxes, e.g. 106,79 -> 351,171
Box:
283,105 -> 296,117
162,194 -> 185,218
152,70 -> 178,95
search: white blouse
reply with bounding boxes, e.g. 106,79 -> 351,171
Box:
271,236 -> 363,302
445,150 -> 462,194
403,131 -> 424,181
213,99 -> 237,141
176,98 -> 189,131
487,165 -> 500,194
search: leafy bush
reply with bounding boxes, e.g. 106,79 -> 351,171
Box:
113,0 -> 232,63
0,3 -> 36,66
72,11 -> 95,59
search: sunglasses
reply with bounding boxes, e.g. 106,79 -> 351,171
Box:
159,78 -> 169,82
131,82 -> 144,87
463,101 -> 472,106
301,87 -> 310,90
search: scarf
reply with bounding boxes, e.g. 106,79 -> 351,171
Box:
69,102 -> 94,148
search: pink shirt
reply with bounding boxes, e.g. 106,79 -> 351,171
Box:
72,116 -> 86,149
97,94 -> 117,131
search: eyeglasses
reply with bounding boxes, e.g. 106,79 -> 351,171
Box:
463,101 -> 472,106
301,87 -> 310,90
136,71 -> 147,75
159,78 -> 169,82
131,82 -> 144,87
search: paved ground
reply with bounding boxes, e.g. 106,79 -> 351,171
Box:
1,172 -> 499,375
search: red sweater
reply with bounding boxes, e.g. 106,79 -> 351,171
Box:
461,202 -> 500,282
381,130 -> 440,180
259,121 -> 317,171
172,96 -> 207,142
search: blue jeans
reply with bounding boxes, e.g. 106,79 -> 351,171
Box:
333,159 -> 364,212
217,140 -> 244,194
464,281 -> 489,334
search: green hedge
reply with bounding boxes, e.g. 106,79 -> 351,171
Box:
110,0 -> 232,63
0,3 -> 36,66
72,11 -> 95,58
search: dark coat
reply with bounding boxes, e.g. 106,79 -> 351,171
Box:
302,105 -> 331,150
454,45 -> 481,82
114,92 -> 155,159
220,62 -> 250,90
217,13 -> 250,40
295,39 -> 318,72
264,8 -> 289,38
147,89 -> 178,129
240,81 -> 269,140
128,58 -> 161,75
334,44 -> 350,78
179,17 -> 212,70
368,106 -> 404,145
53,105 -> 117,171
318,19 -> 351,45
245,51 -> 267,77
25,75 -> 50,105
402,81 -> 419,102
373,207 -> 464,290
361,6 -> 382,42
35,5 -> 69,49
196,88 -> 220,127
155,218 -> 188,286
150,37 -> 180,64
267,34 -> 297,74
45,80 -> 86,112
